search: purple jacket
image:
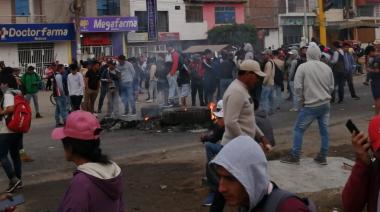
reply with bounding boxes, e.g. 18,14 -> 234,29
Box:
57,163 -> 124,212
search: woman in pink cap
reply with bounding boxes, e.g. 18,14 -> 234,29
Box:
52,111 -> 124,212
342,116 -> 380,212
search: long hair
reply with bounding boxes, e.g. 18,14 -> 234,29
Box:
62,137 -> 111,165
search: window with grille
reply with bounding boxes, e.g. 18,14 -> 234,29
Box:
186,6 -> 203,23
357,6 -> 374,17
15,0 -> 29,16
215,7 -> 236,24
97,0 -> 120,16
135,11 -> 169,32
375,5 -> 380,17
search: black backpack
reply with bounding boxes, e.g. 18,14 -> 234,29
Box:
263,188 -> 317,212
333,51 -> 345,76
273,61 -> 284,91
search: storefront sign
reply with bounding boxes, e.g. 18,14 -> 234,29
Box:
147,0 -> 158,40
127,32 -> 148,42
82,33 -> 111,46
158,32 -> 180,41
80,17 -> 138,32
0,23 -> 75,43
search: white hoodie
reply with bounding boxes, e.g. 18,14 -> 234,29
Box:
294,42 -> 334,107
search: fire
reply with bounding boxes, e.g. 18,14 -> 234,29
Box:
144,117 -> 150,121
184,107 -> 188,112
208,102 -> 217,121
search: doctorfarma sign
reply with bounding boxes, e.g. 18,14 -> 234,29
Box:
80,17 -> 138,32
0,23 -> 75,43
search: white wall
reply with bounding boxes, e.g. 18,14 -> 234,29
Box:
376,28 -> 380,40
130,0 -> 207,41
0,44 -> 19,67
265,29 -> 280,49
55,41 -> 71,64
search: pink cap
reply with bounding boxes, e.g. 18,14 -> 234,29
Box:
51,111 -> 101,141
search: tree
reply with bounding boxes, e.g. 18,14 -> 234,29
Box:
207,24 -> 257,46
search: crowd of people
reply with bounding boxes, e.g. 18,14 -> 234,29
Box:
0,37 -> 379,211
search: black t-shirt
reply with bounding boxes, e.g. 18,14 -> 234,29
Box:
368,56 -> 380,80
85,69 -> 101,90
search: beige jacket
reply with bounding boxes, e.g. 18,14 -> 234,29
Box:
222,79 -> 256,145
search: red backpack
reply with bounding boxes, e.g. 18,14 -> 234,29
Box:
6,94 -> 32,133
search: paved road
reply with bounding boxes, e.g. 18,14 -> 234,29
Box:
0,75 -> 375,186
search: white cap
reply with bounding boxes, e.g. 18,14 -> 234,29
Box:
213,100 -> 224,118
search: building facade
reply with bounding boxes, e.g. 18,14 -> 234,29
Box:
128,0 -> 246,57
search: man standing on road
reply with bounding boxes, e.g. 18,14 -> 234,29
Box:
342,42 -> 360,101
67,64 -> 84,111
219,50 -> 235,98
260,49 -> 275,115
221,59 -> 267,146
281,42 -> 334,165
366,45 -> 380,115
84,61 -> 101,114
117,55 -> 136,116
331,41 -> 346,103
167,43 -> 180,106
52,64 -> 68,127
21,65 -> 43,118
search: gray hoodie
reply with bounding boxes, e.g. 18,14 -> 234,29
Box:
211,136 -> 270,211
294,42 -> 334,108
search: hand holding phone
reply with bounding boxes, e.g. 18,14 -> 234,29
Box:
346,119 -> 360,134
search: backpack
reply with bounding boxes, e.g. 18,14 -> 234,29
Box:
263,188 -> 317,212
272,61 -> 284,91
333,51 -> 346,76
5,93 -> 32,133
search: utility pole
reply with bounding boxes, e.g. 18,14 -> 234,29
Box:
318,0 -> 327,45
73,0 -> 82,63
303,0 -> 308,42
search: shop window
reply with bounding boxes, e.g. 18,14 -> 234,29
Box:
97,0 -> 120,16
331,0 -> 350,9
283,25 -> 303,45
186,6 -> 203,23
135,11 -> 169,32
357,5 -> 374,17
15,0 -> 29,16
215,7 -> 235,24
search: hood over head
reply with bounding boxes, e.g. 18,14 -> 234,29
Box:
306,42 -> 321,61
211,136 -> 269,210
77,161 -> 123,200
244,43 -> 254,52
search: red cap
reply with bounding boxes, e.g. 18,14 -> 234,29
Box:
368,116 -> 380,151
51,111 -> 101,141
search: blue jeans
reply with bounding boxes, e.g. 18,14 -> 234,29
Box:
204,142 -> 223,193
274,85 -> 282,110
260,85 -> 274,114
55,96 -> 68,124
167,74 -> 179,102
121,82 -> 136,114
291,103 -> 330,158
0,133 -> 23,181
219,79 -> 233,99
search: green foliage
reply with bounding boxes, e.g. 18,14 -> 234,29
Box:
207,24 -> 257,46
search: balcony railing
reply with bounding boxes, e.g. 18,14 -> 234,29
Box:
0,15 -> 47,24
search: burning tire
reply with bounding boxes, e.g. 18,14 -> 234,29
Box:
161,107 -> 212,126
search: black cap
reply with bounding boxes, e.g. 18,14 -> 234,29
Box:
118,55 -> 126,60
69,64 -> 79,70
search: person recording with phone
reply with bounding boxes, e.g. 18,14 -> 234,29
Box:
342,116 -> 380,212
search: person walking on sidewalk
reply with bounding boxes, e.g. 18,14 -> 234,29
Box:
21,65 -> 43,118
52,65 -> 68,127
0,72 -> 24,193
260,49 -> 276,115
52,111 -> 124,212
167,43 -> 180,106
117,55 -> 136,116
84,61 -> 101,113
67,64 -> 84,111
281,42 -> 334,165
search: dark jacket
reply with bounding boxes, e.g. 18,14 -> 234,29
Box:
219,59 -> 235,80
201,123 -> 224,144
342,159 -> 380,212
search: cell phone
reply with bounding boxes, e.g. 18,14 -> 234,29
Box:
0,194 -> 25,211
346,119 -> 360,134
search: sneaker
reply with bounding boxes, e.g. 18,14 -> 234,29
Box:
146,99 -> 153,103
20,152 -> 34,162
129,113 -> 137,117
122,113 -> 129,117
202,192 -> 215,207
280,154 -> 300,165
314,154 -> 327,165
56,123 -> 64,127
289,108 -> 298,112
5,179 -> 22,193
36,113 -> 43,119
363,82 -> 369,86
352,96 -> 360,100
